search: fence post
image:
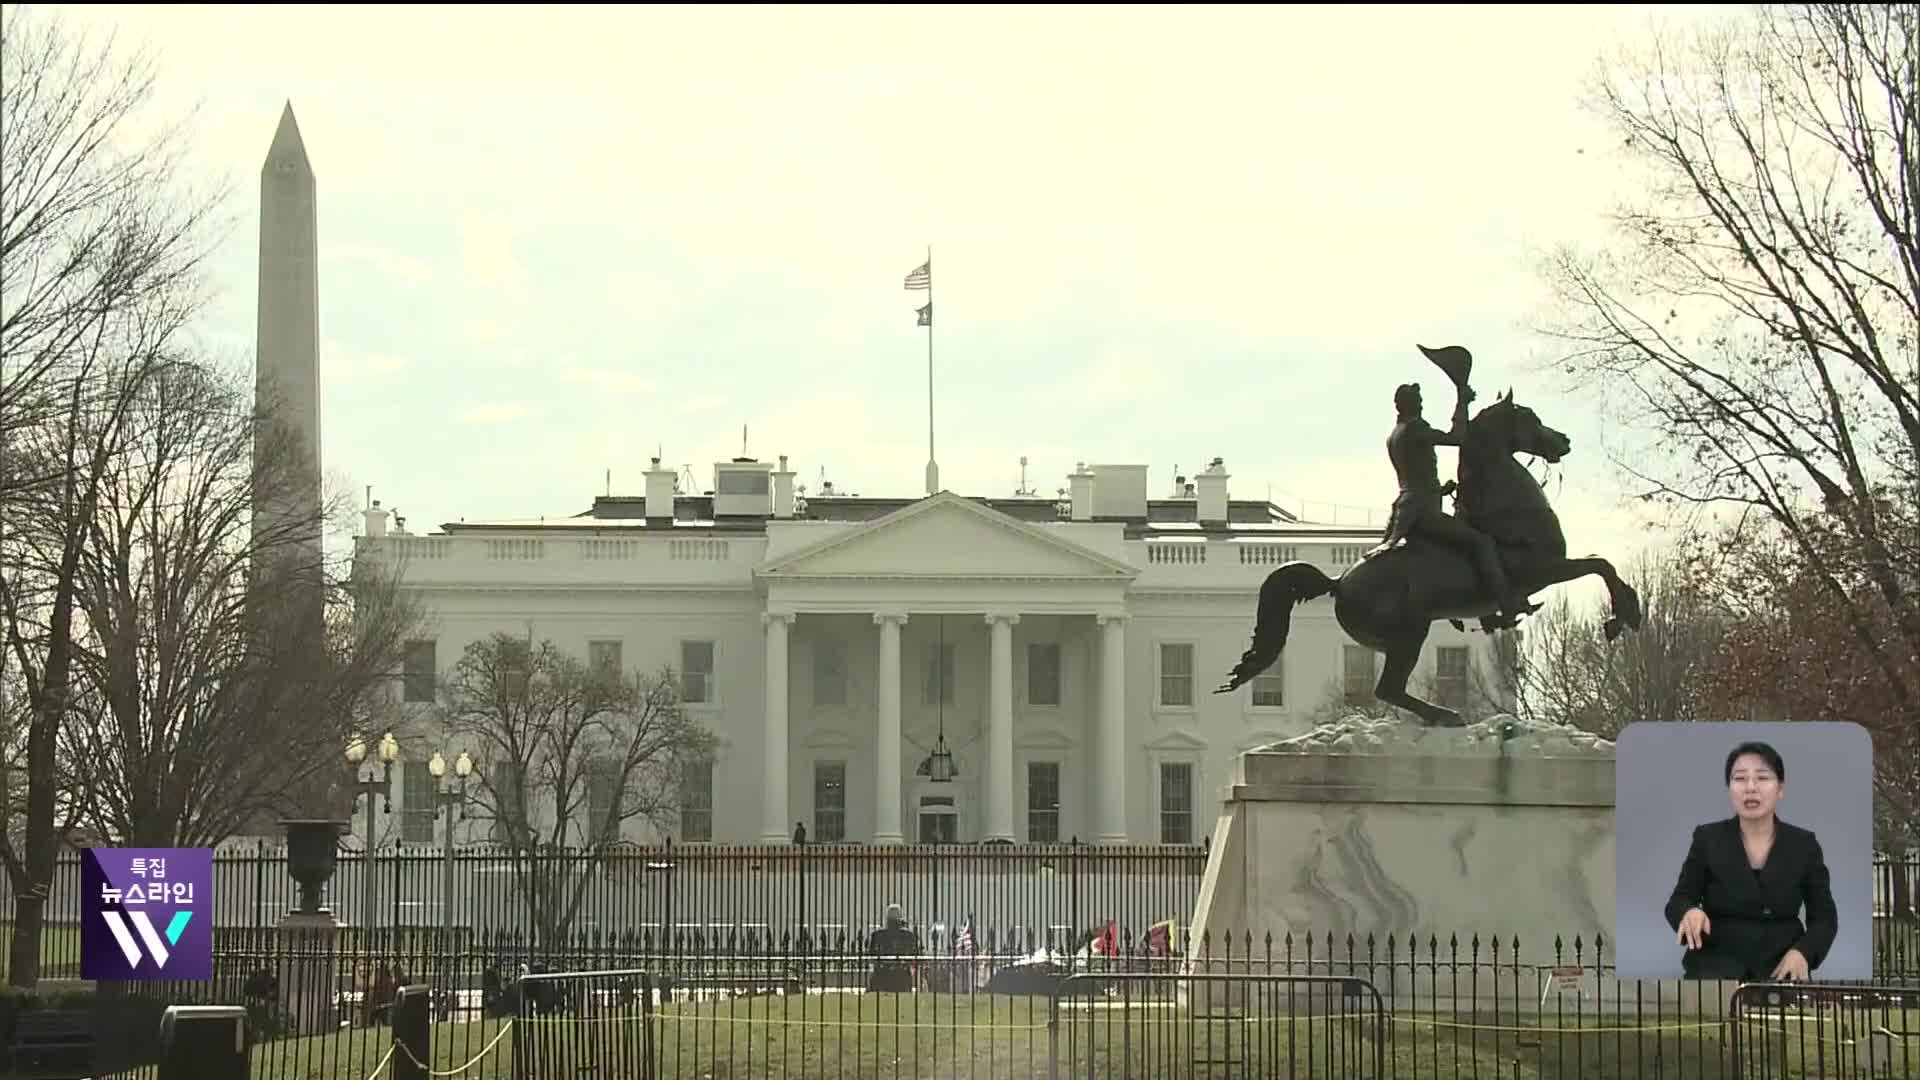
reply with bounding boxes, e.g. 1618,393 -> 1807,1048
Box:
793,821 -> 808,940
662,837 -> 676,981
392,983 -> 432,1080
642,970 -> 659,1080
157,1005 -> 248,1080
1069,836 -> 1082,941
252,841 -> 265,929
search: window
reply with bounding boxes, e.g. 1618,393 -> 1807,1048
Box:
1027,643 -> 1061,706
1343,645 -> 1375,704
1435,646 -> 1470,710
717,470 -> 770,495
681,640 -> 715,704
490,761 -> 522,844
919,795 -> 958,845
1159,643 -> 1194,707
585,758 -> 620,843
813,640 -> 847,706
402,640 -> 436,702
1159,762 -> 1194,845
588,640 -> 623,681
503,646 -> 530,698
1251,664 -> 1284,708
922,642 -> 954,706
813,760 -> 846,842
1027,761 -> 1060,842
679,759 -> 714,842
401,758 -> 436,843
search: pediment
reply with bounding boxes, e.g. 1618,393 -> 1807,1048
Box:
1017,728 -> 1075,751
758,492 -> 1136,581
1146,730 -> 1208,752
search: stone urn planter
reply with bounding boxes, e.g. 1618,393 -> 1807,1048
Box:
279,819 -> 347,915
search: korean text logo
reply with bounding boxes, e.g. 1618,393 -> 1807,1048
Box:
80,848 -> 212,981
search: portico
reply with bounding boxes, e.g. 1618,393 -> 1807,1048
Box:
754,492 -> 1137,846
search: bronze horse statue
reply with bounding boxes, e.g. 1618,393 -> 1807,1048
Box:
1215,355 -> 1645,727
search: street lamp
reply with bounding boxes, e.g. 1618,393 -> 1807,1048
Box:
426,749 -> 474,933
345,731 -> 401,934
427,748 -> 473,1018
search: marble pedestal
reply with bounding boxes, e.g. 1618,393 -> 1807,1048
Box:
276,911 -> 343,1035
1186,714 -> 1616,1010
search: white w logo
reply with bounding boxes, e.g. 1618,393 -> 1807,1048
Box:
100,910 -> 190,970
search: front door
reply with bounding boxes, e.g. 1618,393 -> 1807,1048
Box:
917,794 -> 959,844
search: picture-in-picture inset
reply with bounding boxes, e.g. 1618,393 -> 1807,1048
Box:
1613,721 -> 1874,981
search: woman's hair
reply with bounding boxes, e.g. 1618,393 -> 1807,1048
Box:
1724,741 -> 1786,784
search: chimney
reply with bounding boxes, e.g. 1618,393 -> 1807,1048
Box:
362,499 -> 389,538
644,457 -> 677,521
1068,463 -> 1094,521
1089,464 -> 1149,520
1196,457 -> 1230,525
773,454 -> 796,518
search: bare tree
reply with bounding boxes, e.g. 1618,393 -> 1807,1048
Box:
1511,546 -> 1728,738
435,633 -> 716,948
0,6 -> 226,987
1539,4 -> 1920,720
1688,510 -> 1920,854
49,356 -> 423,848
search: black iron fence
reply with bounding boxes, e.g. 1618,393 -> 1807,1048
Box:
0,838 -> 1210,976
91,923 -> 1920,1078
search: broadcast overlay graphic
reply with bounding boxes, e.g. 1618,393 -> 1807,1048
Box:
1613,721 -> 1874,981
80,847 -> 212,981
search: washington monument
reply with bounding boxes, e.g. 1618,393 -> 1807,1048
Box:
253,102 -> 324,607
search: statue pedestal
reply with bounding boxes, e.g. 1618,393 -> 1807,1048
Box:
1185,715 -> 1616,1012
276,911 -> 343,1036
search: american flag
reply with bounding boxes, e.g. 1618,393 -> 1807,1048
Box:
903,260 -> 930,291
954,920 -> 975,957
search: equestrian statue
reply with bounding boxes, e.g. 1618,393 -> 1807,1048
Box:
1214,344 -> 1644,727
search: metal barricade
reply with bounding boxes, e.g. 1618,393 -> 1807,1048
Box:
1730,981 -> 1919,1078
512,966 -> 655,1080
1048,969 -> 1387,1079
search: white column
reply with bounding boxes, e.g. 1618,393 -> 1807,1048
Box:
761,612 -> 794,844
873,613 -> 907,845
984,613 -> 1019,844
1097,614 -> 1128,844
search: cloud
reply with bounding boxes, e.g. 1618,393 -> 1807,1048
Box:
563,367 -> 657,395
464,318 -> 508,345
457,214 -> 526,290
459,403 -> 527,424
51,3 -> 1723,548
320,242 -> 433,285
321,341 -> 407,380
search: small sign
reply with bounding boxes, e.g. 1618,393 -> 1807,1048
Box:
81,848 -> 212,981
1539,965 -> 1585,1005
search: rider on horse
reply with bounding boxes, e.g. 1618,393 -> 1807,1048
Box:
1365,355 -> 1531,625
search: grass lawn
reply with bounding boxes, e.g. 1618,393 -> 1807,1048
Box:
214,994 -> 1917,1079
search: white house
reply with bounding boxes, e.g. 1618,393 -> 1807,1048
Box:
350,454 -> 1509,850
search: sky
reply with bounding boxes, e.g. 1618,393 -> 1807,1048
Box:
39,3 -> 1730,608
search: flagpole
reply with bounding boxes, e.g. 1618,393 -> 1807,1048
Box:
924,242 -> 938,496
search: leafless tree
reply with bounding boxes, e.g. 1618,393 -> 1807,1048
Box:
434,633 -> 716,948
1,5 -> 224,986
1510,547 -> 1729,738
1539,4 -> 1920,717
47,356 -> 423,848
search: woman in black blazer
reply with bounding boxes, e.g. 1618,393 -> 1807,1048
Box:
1663,741 -> 1839,981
